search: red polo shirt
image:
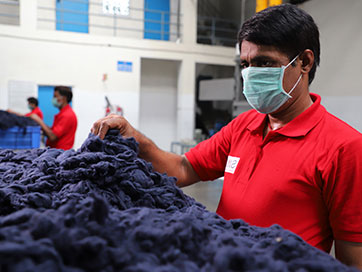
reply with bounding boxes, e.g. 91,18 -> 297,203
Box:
25,106 -> 43,120
185,93 -> 362,252
46,104 -> 77,150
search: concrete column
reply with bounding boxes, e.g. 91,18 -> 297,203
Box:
181,0 -> 197,44
176,57 -> 196,141
20,0 -> 37,31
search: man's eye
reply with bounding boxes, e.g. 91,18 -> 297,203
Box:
259,61 -> 272,67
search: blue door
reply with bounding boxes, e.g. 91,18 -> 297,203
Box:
56,0 -> 89,33
38,86 -> 58,127
144,0 -> 170,40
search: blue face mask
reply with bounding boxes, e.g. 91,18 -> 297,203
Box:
52,97 -> 61,108
241,55 -> 302,114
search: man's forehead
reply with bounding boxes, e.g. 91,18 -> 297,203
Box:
240,41 -> 287,60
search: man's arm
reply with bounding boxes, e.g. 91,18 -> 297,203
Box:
91,114 -> 200,187
335,240 -> 362,270
7,109 -> 24,117
29,114 -> 58,142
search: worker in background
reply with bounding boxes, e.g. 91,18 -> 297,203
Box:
24,97 -> 43,120
30,86 -> 77,150
91,4 -> 362,269
7,97 -> 43,120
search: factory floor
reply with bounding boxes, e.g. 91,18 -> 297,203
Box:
181,178 -> 223,212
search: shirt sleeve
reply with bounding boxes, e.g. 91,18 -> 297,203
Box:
185,121 -> 233,181
322,137 -> 362,242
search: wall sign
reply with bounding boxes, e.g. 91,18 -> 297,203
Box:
117,61 -> 133,72
103,0 -> 130,16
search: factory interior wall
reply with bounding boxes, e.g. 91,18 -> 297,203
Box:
0,0 -> 235,150
140,58 -> 179,151
300,0 -> 362,132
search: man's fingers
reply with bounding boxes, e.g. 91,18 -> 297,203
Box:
98,122 -> 110,140
91,115 -> 129,139
91,120 -> 100,135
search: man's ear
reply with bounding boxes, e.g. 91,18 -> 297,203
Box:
300,49 -> 314,74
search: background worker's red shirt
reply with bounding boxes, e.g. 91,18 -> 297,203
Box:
46,104 -> 77,150
185,93 -> 362,253
25,106 -> 43,120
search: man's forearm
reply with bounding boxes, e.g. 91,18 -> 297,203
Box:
33,118 -> 58,142
335,240 -> 362,270
134,130 -> 200,187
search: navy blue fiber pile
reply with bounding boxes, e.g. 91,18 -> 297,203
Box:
0,110 -> 38,130
0,132 -> 357,272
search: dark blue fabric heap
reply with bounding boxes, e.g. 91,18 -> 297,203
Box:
0,110 -> 38,130
0,132 -> 357,272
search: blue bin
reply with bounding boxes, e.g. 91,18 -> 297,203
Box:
0,126 -> 41,149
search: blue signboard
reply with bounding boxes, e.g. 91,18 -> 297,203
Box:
117,61 -> 133,72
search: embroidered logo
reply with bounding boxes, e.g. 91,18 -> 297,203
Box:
225,156 -> 240,174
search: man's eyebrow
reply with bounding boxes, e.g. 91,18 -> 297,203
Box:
240,55 -> 277,62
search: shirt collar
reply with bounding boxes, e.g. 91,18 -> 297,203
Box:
61,104 -> 70,111
246,93 -> 326,138
56,104 -> 70,116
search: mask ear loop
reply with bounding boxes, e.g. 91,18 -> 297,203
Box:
284,54 -> 300,69
287,74 -> 302,96
283,54 -> 302,97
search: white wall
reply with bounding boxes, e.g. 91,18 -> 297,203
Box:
37,0 -> 54,31
300,0 -> 362,132
90,0 -> 144,39
140,58 -> 179,151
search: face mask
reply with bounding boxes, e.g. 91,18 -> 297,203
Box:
28,105 -> 34,111
52,97 -> 61,108
241,55 -> 302,114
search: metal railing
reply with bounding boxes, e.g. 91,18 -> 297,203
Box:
0,0 -> 19,26
37,0 -> 182,42
197,16 -> 239,47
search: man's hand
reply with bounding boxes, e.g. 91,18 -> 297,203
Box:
91,114 -> 136,140
7,109 -> 22,116
90,114 -> 200,187
335,240 -> 362,270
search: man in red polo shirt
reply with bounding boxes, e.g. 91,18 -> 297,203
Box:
91,4 -> 362,269
25,97 -> 43,120
30,86 -> 77,150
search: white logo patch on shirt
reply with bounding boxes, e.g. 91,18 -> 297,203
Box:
225,156 -> 240,174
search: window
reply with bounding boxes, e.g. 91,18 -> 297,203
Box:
56,0 -> 89,33
0,0 -> 19,26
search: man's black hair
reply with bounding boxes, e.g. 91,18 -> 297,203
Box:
27,97 -> 38,106
55,86 -> 73,103
238,4 -> 320,84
